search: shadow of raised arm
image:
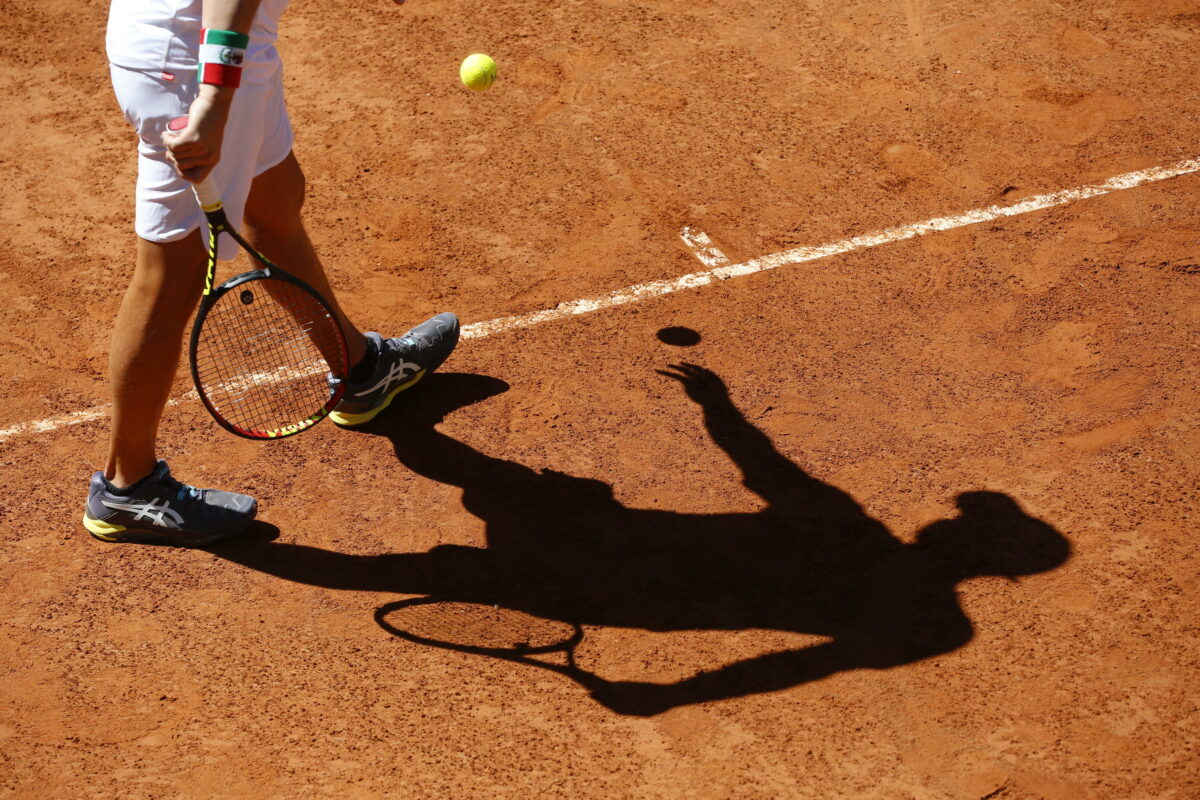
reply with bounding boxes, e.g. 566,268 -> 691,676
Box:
658,363 -> 861,516
582,608 -> 974,716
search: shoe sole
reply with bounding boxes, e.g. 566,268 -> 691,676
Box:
82,512 -> 254,548
329,369 -> 428,427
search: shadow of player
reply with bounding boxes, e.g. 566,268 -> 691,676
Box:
214,366 -> 1069,716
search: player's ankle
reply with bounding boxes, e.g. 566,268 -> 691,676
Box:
106,461 -> 157,491
348,334 -> 379,383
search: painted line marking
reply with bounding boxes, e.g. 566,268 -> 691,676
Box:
460,156 -> 1199,339
680,226 -> 731,267
4,156 -> 1198,444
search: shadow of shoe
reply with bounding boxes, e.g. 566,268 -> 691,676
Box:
342,372 -> 510,436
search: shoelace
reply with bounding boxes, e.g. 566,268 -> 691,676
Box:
161,474 -> 202,503
399,334 -> 428,353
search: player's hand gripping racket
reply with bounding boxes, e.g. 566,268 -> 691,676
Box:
171,116 -> 349,439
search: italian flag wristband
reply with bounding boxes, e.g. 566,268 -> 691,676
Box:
197,28 -> 249,88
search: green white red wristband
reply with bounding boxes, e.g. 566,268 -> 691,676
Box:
197,28 -> 249,88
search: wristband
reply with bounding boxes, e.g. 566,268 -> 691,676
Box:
197,28 -> 249,88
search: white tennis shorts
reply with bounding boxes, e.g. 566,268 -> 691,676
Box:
109,63 -> 294,260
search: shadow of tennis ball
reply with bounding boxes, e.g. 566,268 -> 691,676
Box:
657,326 -> 702,346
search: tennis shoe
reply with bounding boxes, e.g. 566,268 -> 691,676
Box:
330,313 -> 460,427
82,461 -> 257,547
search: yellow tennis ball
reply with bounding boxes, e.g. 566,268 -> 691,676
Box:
460,53 -> 497,91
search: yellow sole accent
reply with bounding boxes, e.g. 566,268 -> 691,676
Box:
330,370 -> 427,427
82,513 -> 126,541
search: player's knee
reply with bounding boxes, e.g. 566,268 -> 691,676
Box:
246,153 -> 307,230
125,267 -> 203,330
133,234 -> 206,303
272,167 -> 306,215
245,189 -> 305,241
291,166 -> 307,206
245,206 -> 304,245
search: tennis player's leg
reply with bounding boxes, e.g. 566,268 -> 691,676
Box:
242,151 -> 369,366
86,230 -> 257,546
105,233 -> 205,487
87,65 -> 258,545
103,64 -> 214,489
243,152 -> 461,427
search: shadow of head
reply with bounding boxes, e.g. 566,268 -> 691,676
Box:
916,491 -> 1070,578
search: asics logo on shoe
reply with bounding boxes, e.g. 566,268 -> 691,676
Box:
354,359 -> 422,398
101,498 -> 185,528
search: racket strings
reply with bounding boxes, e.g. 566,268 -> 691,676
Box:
194,277 -> 347,434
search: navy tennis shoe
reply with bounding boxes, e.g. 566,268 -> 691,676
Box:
330,313 -> 460,427
83,461 -> 257,547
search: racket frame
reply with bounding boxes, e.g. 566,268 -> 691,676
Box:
187,177 -> 349,440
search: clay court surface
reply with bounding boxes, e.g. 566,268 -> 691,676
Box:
2,0 -> 1199,797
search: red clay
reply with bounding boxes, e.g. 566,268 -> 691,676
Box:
1,1 -> 1198,797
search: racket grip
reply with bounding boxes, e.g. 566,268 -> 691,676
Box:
167,115 -> 224,211
193,176 -> 223,210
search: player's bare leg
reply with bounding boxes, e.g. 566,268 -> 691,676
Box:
104,234 -> 206,487
243,150 -> 460,428
87,232 -> 257,545
243,151 -> 368,366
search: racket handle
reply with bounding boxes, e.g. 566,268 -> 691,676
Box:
193,176 -> 223,210
166,115 -> 224,210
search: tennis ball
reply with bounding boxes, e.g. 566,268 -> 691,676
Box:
460,53 -> 497,91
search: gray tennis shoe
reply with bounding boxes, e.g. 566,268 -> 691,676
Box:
83,460 -> 257,547
330,313 -> 460,427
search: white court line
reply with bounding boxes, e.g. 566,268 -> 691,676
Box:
4,156 -> 1198,444
462,157 -> 1200,339
679,226 -> 732,268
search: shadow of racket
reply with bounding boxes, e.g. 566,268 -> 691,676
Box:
375,597 -> 595,682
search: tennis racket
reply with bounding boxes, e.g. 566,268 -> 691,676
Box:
172,116 -> 349,439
